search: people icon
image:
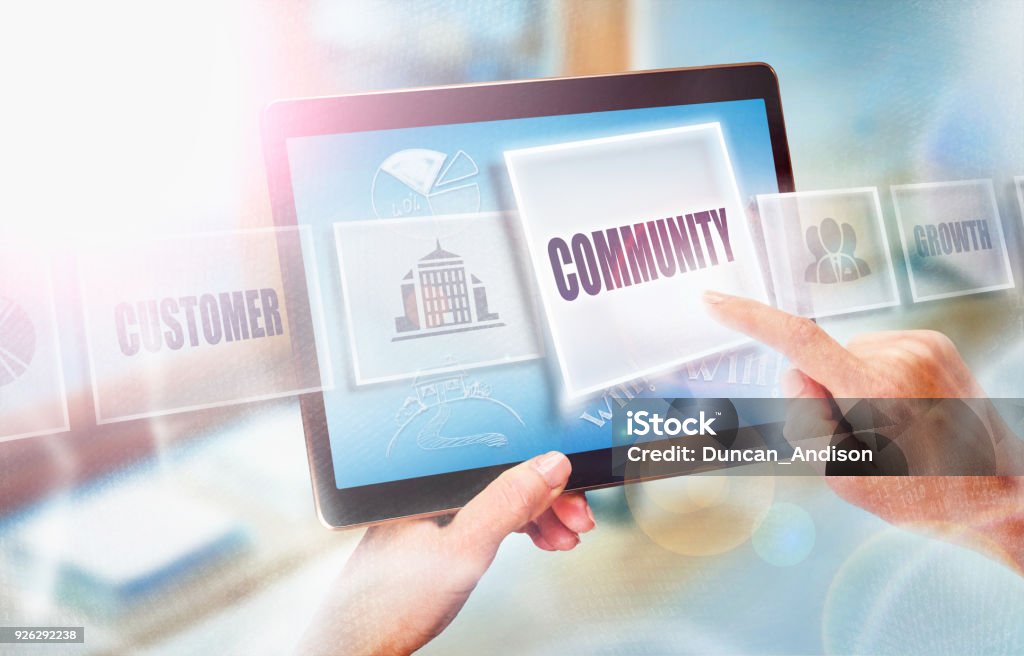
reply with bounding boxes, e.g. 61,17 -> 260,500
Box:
805,217 -> 871,284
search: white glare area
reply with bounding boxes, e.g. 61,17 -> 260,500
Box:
0,0 -> 245,244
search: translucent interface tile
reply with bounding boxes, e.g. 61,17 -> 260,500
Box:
891,179 -> 1014,302
78,227 -> 332,424
334,212 -> 543,385
0,242 -> 69,441
756,187 -> 900,318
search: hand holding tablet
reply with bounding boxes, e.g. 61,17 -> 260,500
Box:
297,452 -> 593,656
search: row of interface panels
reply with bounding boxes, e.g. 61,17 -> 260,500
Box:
2,177 -> 1024,441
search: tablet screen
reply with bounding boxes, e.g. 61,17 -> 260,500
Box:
285,98 -> 780,489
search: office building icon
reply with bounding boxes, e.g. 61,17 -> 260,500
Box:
393,239 -> 504,341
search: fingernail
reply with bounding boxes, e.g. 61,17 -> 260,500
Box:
703,290 -> 726,305
781,368 -> 808,397
585,502 -> 596,526
533,451 -> 568,488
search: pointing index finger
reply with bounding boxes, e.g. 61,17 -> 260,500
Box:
702,290 -> 861,394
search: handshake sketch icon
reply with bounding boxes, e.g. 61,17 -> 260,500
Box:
805,217 -> 871,284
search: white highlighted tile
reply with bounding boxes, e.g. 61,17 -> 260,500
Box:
505,123 -> 770,398
757,187 -> 900,319
891,179 -> 1014,303
0,243 -> 69,442
78,227 -> 332,424
334,212 -> 543,385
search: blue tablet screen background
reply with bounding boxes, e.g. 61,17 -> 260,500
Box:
286,98 -> 780,489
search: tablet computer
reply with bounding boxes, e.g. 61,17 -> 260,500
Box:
262,64 -> 795,528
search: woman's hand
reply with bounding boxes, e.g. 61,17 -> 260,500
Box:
298,451 -> 594,655
704,290 -> 1024,574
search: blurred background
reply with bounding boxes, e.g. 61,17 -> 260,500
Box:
1,0 -> 1023,653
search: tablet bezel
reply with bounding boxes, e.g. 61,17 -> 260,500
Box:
262,64 -> 795,529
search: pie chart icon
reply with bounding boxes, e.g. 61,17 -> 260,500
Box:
372,149 -> 481,219
0,297 -> 35,387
